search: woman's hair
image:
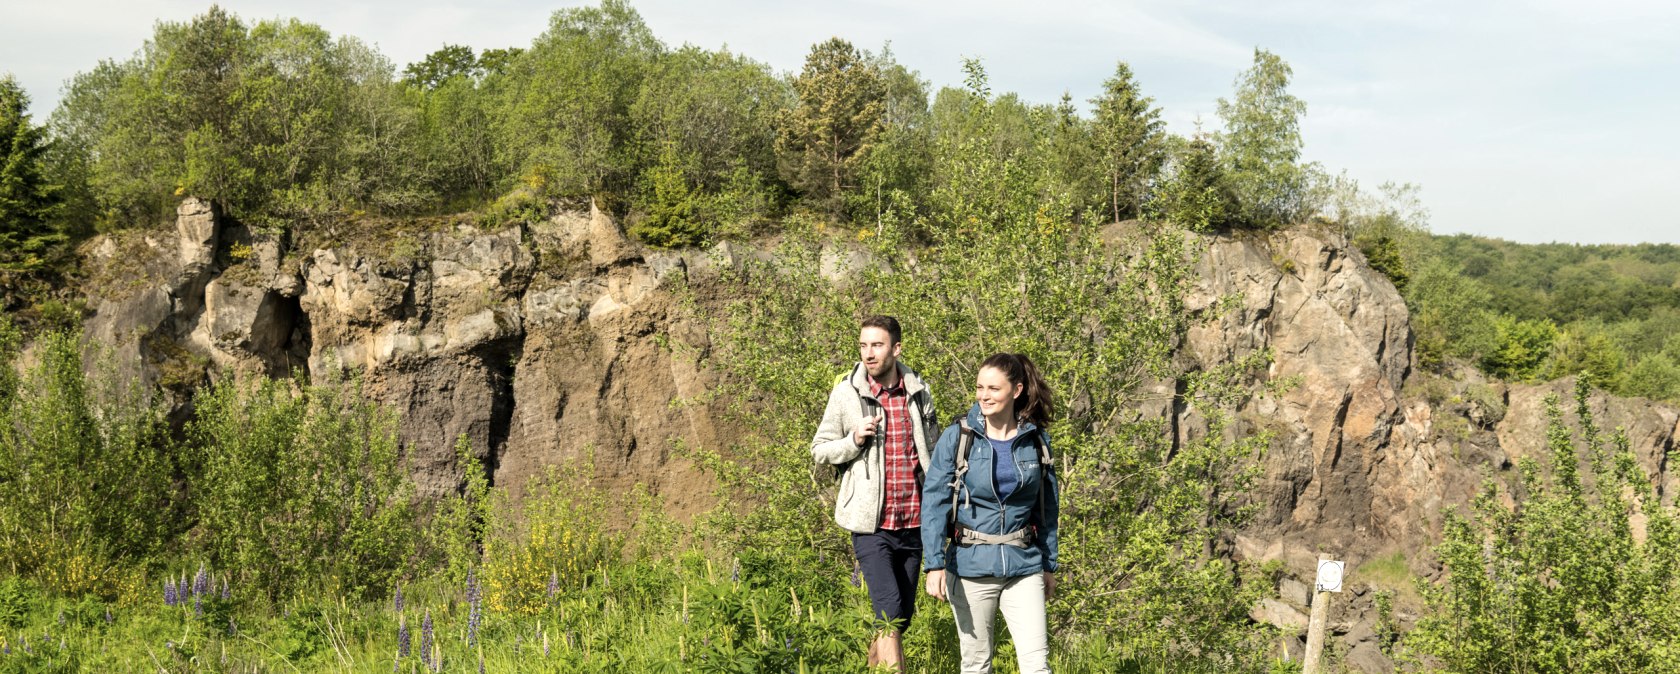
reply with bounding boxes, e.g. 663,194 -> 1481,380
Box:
979,352 -> 1054,428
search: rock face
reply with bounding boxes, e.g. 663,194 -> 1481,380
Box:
78,205 -> 1677,672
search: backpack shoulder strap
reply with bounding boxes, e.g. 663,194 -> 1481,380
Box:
951,420 -> 975,531
1033,432 -> 1053,529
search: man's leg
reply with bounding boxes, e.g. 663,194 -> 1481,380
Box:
871,527 -> 922,672
853,530 -> 910,668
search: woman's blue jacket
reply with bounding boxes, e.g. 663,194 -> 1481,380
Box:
921,403 -> 1060,577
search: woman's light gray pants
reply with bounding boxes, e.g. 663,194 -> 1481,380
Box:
949,574 -> 1050,673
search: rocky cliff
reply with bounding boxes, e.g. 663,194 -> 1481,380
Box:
77,200 -> 1677,670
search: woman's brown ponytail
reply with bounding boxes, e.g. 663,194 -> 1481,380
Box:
979,352 -> 1055,428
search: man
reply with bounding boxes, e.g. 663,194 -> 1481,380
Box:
811,315 -> 940,671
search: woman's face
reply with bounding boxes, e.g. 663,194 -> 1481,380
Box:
975,366 -> 1022,419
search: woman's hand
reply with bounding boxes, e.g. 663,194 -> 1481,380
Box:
1043,572 -> 1056,601
926,569 -> 947,602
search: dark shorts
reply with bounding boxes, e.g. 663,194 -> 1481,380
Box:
852,527 -> 923,632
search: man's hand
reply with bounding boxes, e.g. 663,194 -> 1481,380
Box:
852,412 -> 883,447
926,569 -> 947,602
1043,572 -> 1056,601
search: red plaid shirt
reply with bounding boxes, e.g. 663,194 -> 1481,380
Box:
871,373 -> 922,530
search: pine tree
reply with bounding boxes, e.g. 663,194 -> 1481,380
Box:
1089,62 -> 1165,223
0,75 -> 64,271
776,38 -> 885,220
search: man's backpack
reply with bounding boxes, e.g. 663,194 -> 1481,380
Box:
811,372 -> 880,490
947,420 -> 1055,546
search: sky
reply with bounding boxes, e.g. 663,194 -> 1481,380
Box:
3,0 -> 1678,244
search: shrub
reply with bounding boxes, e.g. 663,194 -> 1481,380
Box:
186,372 -> 417,600
0,324 -> 178,598
1409,381 -> 1680,672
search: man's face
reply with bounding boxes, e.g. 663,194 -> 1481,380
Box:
859,326 -> 901,379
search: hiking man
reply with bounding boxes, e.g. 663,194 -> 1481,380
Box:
811,315 -> 939,672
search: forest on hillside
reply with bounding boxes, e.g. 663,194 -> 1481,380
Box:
2,2 -> 1679,672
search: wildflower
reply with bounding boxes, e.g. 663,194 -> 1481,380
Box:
221,579 -> 230,601
731,558 -> 740,584
465,569 -> 483,646
850,564 -> 861,588
397,615 -> 410,658
394,584 -> 405,614
546,570 -> 558,599
164,579 -> 176,606
419,611 -> 435,671
193,565 -> 209,597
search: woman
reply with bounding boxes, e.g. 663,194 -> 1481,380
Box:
922,352 -> 1060,674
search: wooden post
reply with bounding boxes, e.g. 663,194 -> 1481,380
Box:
1302,555 -> 1333,674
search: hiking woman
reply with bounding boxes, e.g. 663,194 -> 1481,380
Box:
922,352 -> 1060,673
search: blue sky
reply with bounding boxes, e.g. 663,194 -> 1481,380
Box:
4,0 -> 1677,244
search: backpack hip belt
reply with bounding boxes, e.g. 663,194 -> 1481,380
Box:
955,525 -> 1036,549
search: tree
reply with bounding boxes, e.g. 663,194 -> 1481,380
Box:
51,7 -> 433,229
1482,315 -> 1557,381
0,75 -> 64,271
1090,62 -> 1166,223
402,44 -> 478,90
1216,48 -> 1312,228
1149,135 -> 1238,230
776,38 -> 885,219
496,0 -> 661,200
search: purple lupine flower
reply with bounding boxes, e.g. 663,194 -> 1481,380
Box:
221,579 -> 230,601
394,584 -> 404,614
730,559 -> 740,584
546,570 -> 558,599
465,568 -> 483,646
420,611 -> 435,671
467,599 -> 482,646
164,579 -> 177,606
397,615 -> 410,658
850,563 -> 861,588
194,565 -> 209,597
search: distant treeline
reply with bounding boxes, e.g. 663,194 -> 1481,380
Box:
1403,233 -> 1680,401
4,1 -> 1335,253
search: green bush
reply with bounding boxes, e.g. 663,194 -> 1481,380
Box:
0,324 -> 177,598
186,373 -> 417,600
1410,382 -> 1680,672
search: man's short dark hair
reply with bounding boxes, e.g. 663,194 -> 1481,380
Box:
860,315 -> 902,345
